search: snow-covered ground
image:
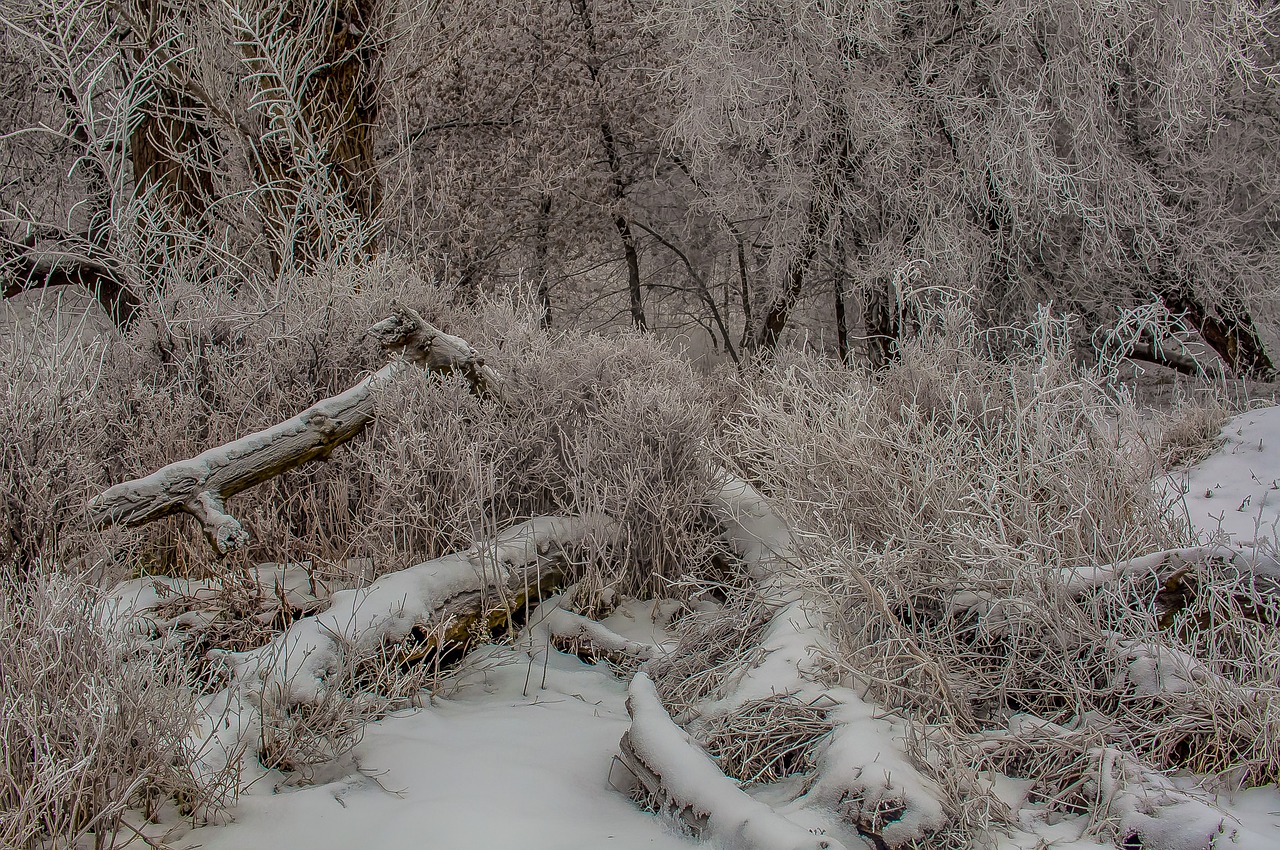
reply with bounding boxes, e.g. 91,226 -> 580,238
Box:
184,645 -> 696,850
120,408 -> 1280,850
135,604 -> 697,850
1170,405 -> 1280,558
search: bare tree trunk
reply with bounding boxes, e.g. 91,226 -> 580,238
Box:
123,2 -> 216,222
755,200 -> 825,352
864,277 -> 900,369
833,240 -> 849,363
532,193 -> 553,329
247,0 -> 384,271
569,0 -> 646,330
736,238 -> 753,348
308,0 -> 383,228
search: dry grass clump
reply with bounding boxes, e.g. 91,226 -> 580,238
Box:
1152,393 -> 1231,469
699,694 -> 835,786
354,302 -> 728,601
647,591 -> 773,714
0,316 -> 118,579
0,566 -> 225,849
720,308 -> 1278,835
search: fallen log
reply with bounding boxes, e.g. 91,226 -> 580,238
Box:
619,672 -> 842,850
618,471 -> 950,850
179,514 -> 619,779
87,304 -> 500,554
217,514 -> 617,705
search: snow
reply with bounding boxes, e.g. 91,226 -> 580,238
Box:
114,410 -> 1280,850
624,673 -> 840,850
1168,405 -> 1280,559
215,514 -> 616,707
159,645 -> 697,850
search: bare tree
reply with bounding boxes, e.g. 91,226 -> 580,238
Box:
658,0 -> 1280,375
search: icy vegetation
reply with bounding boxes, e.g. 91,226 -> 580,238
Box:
3,276 -> 1278,850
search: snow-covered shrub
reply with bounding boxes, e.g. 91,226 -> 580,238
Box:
716,308 -> 1279,843
0,566 -> 221,849
2,256 -> 726,597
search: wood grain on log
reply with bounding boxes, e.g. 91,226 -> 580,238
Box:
87,304 -> 501,553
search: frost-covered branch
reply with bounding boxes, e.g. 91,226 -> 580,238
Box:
88,304 -> 498,553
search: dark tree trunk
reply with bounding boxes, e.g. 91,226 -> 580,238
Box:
532,194 -> 553,329
833,242 -> 849,364
736,238 -> 753,349
570,0 -> 646,330
864,277 -> 900,369
126,1 -> 217,221
754,201 -> 826,352
249,0 -> 383,271
615,212 -> 646,331
1157,285 -> 1275,380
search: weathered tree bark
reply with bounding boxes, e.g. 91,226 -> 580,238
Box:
87,305 -> 500,553
1156,286 -> 1275,381
244,0 -> 384,270
123,1 -> 217,221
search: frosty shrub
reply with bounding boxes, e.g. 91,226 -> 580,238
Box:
0,566 -> 220,849
719,307 -> 1279,835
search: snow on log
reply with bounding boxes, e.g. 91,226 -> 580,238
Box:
619,672 -> 845,850
618,470 -> 950,848
88,304 -> 500,554
526,591 -> 660,668
218,514 -> 618,707
800,698 -> 948,848
1058,546 -> 1228,595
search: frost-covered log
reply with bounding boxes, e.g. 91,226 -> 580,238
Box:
617,471 -> 950,849
188,514 -> 618,780
88,304 -> 499,554
619,672 -> 843,850
219,514 -> 615,706
1058,546 -> 1248,596
526,590 -> 659,668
